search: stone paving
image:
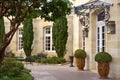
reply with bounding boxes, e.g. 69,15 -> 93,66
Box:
24,63 -> 116,80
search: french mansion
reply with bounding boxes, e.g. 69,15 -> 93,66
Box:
3,0 -> 120,80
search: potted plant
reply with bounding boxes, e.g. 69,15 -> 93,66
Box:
95,52 -> 112,78
74,49 -> 87,70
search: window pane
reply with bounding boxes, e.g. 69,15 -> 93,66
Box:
18,29 -> 23,51
45,28 -> 50,34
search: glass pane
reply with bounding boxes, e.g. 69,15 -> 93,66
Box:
102,26 -> 105,32
45,28 -> 50,34
18,29 -> 23,51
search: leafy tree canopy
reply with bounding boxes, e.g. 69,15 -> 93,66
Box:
0,0 -> 72,64
0,0 -> 72,21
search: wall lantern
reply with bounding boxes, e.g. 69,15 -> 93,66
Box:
107,21 -> 115,34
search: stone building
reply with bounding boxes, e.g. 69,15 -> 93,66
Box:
3,0 -> 120,79
74,0 -> 120,80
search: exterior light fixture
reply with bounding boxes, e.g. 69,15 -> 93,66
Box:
79,16 -> 89,37
107,21 -> 115,34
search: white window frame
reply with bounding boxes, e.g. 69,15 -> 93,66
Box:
44,27 -> 55,52
18,28 -> 23,51
97,21 -> 106,52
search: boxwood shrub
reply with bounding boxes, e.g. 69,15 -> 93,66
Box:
95,52 -> 112,62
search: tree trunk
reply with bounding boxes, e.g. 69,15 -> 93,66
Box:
0,27 -> 17,66
0,48 -> 5,66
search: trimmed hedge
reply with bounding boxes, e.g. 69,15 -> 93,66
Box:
74,49 -> 87,58
95,52 -> 112,62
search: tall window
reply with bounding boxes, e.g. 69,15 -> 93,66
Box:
97,25 -> 105,52
44,27 -> 55,52
18,28 -> 23,51
97,11 -> 106,52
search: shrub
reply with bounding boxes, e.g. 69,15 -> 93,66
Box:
0,58 -> 33,80
95,52 -> 112,62
0,76 -> 10,80
25,56 -> 35,62
74,49 -> 87,58
32,53 -> 47,60
25,54 -> 47,63
0,58 -> 24,77
41,57 -> 66,64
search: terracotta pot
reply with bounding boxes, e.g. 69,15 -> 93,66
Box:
98,62 -> 110,78
76,58 -> 85,70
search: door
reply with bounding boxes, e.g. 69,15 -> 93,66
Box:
97,21 -> 105,52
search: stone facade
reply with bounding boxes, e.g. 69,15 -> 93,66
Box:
74,0 -> 120,80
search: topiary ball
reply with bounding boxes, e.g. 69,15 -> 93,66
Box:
95,52 -> 112,62
74,49 -> 87,58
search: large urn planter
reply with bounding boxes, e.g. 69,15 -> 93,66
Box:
74,49 -> 87,70
76,58 -> 85,70
95,52 -> 112,79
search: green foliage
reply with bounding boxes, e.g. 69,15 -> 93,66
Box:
52,16 -> 68,58
74,49 -> 87,58
0,0 -> 72,21
23,18 -> 34,57
0,0 -> 72,65
95,52 -> 112,62
0,58 -> 33,80
25,53 -> 48,62
10,73 -> 33,80
0,17 -> 5,47
0,58 -> 24,77
25,56 -> 35,62
0,76 -> 10,80
41,57 -> 66,64
40,0 -> 72,21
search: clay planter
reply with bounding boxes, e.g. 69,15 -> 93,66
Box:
76,58 -> 85,70
98,62 -> 110,78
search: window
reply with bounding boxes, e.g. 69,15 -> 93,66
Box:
97,22 -> 105,52
18,28 -> 23,51
44,27 -> 55,52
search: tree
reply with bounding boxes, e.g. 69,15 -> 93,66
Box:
52,16 -> 68,58
0,18 -> 5,49
0,0 -> 72,65
23,18 -> 34,57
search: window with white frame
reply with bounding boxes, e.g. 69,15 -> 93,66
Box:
18,28 -> 23,51
44,27 -> 55,52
